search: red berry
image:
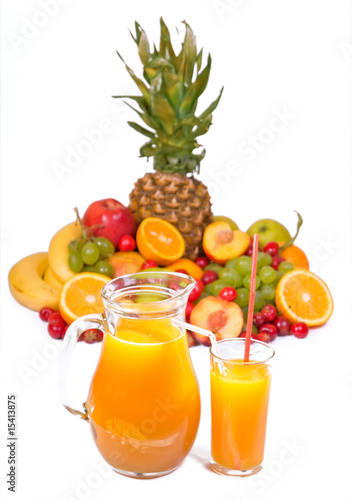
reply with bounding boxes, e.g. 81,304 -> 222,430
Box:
259,323 -> 278,341
253,312 -> 265,327
188,279 -> 204,302
256,332 -> 271,343
201,270 -> 218,285
47,312 -> 66,339
141,259 -> 158,269
39,307 -> 55,322
263,241 -> 280,257
186,331 -> 196,347
48,311 -> 66,326
185,302 -> 194,321
261,304 -> 277,322
272,255 -> 285,270
194,256 -> 209,269
62,325 -> 69,339
118,234 -> 136,252
290,322 -> 309,339
219,286 -> 237,301
48,322 -> 66,339
246,240 -> 254,256
273,315 -> 291,336
82,329 -> 104,344
239,332 -> 247,338
175,269 -> 188,274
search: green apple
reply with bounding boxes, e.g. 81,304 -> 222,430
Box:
212,215 -> 239,231
247,218 -> 291,248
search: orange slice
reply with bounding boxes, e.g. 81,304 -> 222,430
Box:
59,272 -> 110,324
165,258 -> 203,280
136,217 -> 185,266
275,268 -> 333,326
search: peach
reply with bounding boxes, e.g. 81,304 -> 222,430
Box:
212,215 -> 239,231
203,222 -> 250,264
189,296 -> 243,346
108,251 -> 145,278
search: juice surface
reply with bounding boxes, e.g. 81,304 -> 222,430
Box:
86,318 -> 200,475
211,360 -> 271,471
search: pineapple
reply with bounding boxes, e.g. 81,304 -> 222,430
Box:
114,18 -> 223,260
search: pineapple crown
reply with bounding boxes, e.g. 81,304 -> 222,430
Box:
113,18 -> 223,175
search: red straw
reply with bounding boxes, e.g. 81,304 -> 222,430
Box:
244,234 -> 259,362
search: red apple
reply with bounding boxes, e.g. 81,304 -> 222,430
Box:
82,199 -> 137,248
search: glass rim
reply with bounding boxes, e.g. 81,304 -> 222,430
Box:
209,337 -> 275,365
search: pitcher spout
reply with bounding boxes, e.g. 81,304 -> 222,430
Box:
101,272 -> 197,320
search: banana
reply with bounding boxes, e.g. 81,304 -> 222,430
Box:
43,266 -> 63,291
48,221 -> 81,284
8,252 -> 60,311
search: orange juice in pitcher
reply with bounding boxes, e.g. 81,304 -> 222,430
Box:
61,273 -> 201,478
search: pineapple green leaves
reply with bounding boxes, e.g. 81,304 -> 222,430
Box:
113,18 -> 223,175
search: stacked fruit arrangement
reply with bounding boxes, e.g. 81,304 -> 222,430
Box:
7,19 -> 334,345
8,197 -> 334,347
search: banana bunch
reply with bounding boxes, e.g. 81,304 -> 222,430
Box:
8,222 -> 81,312
8,252 -> 60,311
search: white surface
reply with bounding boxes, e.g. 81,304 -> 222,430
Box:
1,1 -> 351,499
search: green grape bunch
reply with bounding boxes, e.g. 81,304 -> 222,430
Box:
67,208 -> 115,278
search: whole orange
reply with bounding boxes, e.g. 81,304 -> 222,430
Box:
281,245 -> 309,269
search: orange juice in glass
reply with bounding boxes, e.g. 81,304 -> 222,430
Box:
210,338 -> 274,476
60,272 -> 201,479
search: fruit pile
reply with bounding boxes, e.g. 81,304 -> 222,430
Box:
8,196 -> 334,348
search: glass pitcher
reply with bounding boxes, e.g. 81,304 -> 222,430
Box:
60,272 -> 201,479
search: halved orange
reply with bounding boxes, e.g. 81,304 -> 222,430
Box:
275,268 -> 333,326
59,272 -> 110,324
136,217 -> 185,266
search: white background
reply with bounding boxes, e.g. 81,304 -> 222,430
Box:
1,0 -> 351,499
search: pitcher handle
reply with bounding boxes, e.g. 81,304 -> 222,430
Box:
59,313 -> 106,421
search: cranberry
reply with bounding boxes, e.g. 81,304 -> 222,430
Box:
272,255 -> 285,270
261,304 -> 277,322
118,235 -> 136,252
219,286 -> 237,301
141,259 -> 158,269
82,329 -> 104,344
47,312 -> 66,339
253,312 -> 265,327
256,332 -> 271,343
48,311 -> 66,326
175,269 -> 188,274
201,270 -> 218,285
246,240 -> 254,256
61,325 -> 69,339
39,307 -> 55,322
259,323 -> 278,341
188,279 -> 204,302
186,331 -> 196,347
48,322 -> 66,339
194,256 -> 209,269
273,315 -> 291,336
291,322 -> 309,339
263,241 -> 280,257
185,302 -> 194,321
